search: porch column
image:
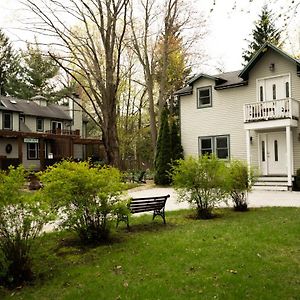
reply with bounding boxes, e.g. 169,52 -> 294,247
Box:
246,129 -> 251,167
17,137 -> 23,164
286,126 -> 293,187
39,138 -> 45,170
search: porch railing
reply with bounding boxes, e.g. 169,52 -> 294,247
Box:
244,98 -> 299,123
45,129 -> 80,136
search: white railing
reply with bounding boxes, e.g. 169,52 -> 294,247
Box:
244,98 -> 300,123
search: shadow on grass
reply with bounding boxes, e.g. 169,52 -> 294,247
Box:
117,221 -> 176,234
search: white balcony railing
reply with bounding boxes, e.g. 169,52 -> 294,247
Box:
244,98 -> 299,123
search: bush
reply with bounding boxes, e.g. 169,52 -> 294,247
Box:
40,161 -> 128,243
226,160 -> 256,211
172,155 -> 228,219
0,166 -> 52,287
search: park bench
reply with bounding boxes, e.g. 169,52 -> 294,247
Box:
117,194 -> 170,228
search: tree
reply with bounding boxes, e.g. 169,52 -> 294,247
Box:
172,155 -> 228,219
25,0 -> 130,167
170,117 -> 183,162
154,107 -> 172,185
0,29 -> 20,96
243,5 -> 282,63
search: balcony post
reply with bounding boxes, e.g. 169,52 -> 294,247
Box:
286,126 -> 293,188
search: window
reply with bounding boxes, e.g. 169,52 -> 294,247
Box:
274,140 -> 278,162
262,141 -> 265,162
285,82 -> 290,98
19,114 -> 25,122
27,143 -> 46,160
36,118 -> 44,132
51,121 -> 62,132
260,86 -> 264,102
197,86 -> 212,108
3,112 -> 12,130
200,137 -> 213,155
272,84 -> 276,100
199,135 -> 229,159
27,143 -> 39,160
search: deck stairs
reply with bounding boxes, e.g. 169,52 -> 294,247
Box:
253,176 -> 292,191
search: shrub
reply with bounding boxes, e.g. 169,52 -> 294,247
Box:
226,160 -> 256,211
172,155 -> 228,219
40,161 -> 128,243
0,166 -> 52,287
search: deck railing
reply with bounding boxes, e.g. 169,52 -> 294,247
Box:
244,98 -> 299,123
45,129 -> 80,136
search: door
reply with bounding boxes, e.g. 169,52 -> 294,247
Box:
258,75 -> 290,102
260,132 -> 287,175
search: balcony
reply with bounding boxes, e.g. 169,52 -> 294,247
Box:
244,98 -> 299,123
45,129 -> 80,136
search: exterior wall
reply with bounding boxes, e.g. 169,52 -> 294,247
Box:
0,138 -> 18,158
73,144 -> 83,160
71,98 -> 83,134
180,48 -> 300,174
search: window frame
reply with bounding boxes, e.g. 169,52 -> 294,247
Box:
27,143 -> 39,160
3,112 -> 13,130
198,135 -> 230,160
36,118 -> 44,132
197,86 -> 212,109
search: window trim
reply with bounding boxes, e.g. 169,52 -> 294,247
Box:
27,143 -> 39,160
36,118 -> 44,132
3,112 -> 13,130
197,86 -> 212,109
198,135 -> 230,160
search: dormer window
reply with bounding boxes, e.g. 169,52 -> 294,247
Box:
3,112 -> 12,130
197,86 -> 212,108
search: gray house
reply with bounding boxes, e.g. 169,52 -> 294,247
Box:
0,95 -> 101,170
176,43 -> 300,190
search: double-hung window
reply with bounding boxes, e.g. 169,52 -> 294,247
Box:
197,86 -> 212,108
27,143 -> 39,160
3,112 -> 12,130
199,135 -> 230,159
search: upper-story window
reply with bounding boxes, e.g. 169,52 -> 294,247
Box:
272,84 -> 276,100
51,120 -> 62,133
197,86 -> 212,108
3,112 -> 12,130
259,86 -> 264,102
36,118 -> 44,132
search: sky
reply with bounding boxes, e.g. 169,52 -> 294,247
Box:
0,0 -> 299,74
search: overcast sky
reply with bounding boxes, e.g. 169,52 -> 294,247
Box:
0,0 -> 299,74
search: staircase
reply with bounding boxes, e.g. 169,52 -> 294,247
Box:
253,176 -> 292,191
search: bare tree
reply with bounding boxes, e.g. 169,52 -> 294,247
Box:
23,0 -> 130,167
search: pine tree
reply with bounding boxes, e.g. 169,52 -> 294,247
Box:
170,118 -> 183,162
0,30 -> 20,96
242,5 -> 282,64
154,108 -> 172,185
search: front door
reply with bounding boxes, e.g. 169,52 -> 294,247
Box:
260,132 -> 286,175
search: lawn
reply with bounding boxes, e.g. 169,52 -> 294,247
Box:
1,208 -> 299,300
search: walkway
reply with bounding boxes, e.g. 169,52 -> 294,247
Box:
128,185 -> 300,211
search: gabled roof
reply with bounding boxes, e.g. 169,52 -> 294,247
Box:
187,73 -> 225,85
0,96 -> 72,120
239,42 -> 300,79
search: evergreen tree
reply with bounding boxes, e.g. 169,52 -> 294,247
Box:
0,29 -> 21,96
14,42 -> 60,101
170,118 -> 183,162
242,5 -> 282,64
154,108 -> 172,185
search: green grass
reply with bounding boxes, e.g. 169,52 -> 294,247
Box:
1,208 -> 300,299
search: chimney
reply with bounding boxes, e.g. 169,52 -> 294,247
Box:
31,95 -> 48,106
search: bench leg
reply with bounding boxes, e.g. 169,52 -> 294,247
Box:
116,214 -> 129,229
153,208 -> 166,224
